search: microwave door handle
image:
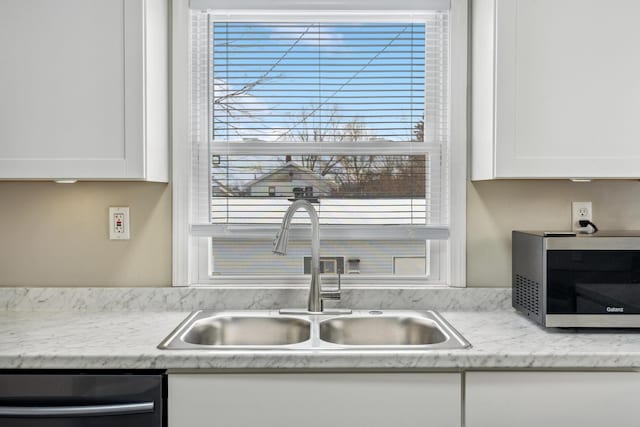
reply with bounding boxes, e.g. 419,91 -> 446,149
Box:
0,402 -> 154,417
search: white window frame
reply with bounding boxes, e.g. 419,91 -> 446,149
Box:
171,0 -> 467,287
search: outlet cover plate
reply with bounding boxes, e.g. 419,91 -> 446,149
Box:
571,201 -> 592,231
109,207 -> 130,240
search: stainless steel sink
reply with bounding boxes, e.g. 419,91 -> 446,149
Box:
158,310 -> 470,350
319,315 -> 447,346
183,315 -> 311,346
159,311 -> 311,349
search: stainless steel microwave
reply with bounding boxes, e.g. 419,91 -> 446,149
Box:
513,231 -> 640,328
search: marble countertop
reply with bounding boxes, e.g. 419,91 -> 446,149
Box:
2,309 -> 640,370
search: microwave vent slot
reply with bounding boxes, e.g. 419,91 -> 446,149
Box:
514,274 -> 540,316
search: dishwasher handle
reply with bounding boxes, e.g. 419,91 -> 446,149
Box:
0,402 -> 154,418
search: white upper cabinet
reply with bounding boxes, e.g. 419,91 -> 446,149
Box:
471,0 -> 640,180
0,0 -> 168,181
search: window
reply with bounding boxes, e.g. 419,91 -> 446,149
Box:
173,0 -> 467,287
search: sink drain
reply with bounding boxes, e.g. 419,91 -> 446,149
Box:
368,310 -> 383,315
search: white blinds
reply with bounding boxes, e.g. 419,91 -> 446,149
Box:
212,21 -> 429,142
191,10 -> 449,240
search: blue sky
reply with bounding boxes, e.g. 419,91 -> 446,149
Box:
211,22 -> 426,143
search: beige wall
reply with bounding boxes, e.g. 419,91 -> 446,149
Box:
468,180 -> 640,287
2,179 -> 640,287
0,182 -> 171,286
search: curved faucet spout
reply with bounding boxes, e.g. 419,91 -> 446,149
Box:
272,200 -> 322,313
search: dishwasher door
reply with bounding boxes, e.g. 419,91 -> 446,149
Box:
0,372 -> 164,427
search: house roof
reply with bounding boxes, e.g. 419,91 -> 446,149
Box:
241,161 -> 337,191
211,178 -> 235,195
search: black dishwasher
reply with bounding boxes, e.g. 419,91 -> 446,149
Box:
0,371 -> 165,426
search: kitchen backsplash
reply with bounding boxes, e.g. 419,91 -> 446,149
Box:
468,180 -> 640,286
0,182 -> 171,287
0,287 -> 511,312
2,180 -> 640,287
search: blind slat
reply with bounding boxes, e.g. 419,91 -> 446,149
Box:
192,224 -> 450,241
210,142 -> 441,155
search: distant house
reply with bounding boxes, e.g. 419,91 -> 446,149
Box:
241,161 -> 336,198
211,178 -> 235,197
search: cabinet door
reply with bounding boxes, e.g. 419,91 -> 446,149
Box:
494,0 -> 640,178
466,371 -> 640,427
0,0 -> 145,179
169,373 -> 461,427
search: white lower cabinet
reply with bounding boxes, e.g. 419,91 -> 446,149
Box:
168,373 -> 461,427
465,371 -> 640,427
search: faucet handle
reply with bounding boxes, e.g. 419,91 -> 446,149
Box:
320,272 -> 341,301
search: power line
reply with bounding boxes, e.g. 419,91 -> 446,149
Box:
275,24 -> 414,141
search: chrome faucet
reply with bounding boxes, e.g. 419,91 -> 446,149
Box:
273,200 -> 342,313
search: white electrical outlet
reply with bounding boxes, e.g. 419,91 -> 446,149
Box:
109,207 -> 130,240
571,201 -> 592,231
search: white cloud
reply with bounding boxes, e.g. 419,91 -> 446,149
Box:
267,24 -> 344,47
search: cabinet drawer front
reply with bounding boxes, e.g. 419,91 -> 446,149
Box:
466,371 -> 640,427
169,373 -> 461,427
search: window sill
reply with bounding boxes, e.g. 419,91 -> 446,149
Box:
187,278 -> 461,289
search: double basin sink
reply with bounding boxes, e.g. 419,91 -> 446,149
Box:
158,310 -> 470,350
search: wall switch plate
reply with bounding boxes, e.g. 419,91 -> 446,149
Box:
109,207 -> 130,240
571,201 -> 592,231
